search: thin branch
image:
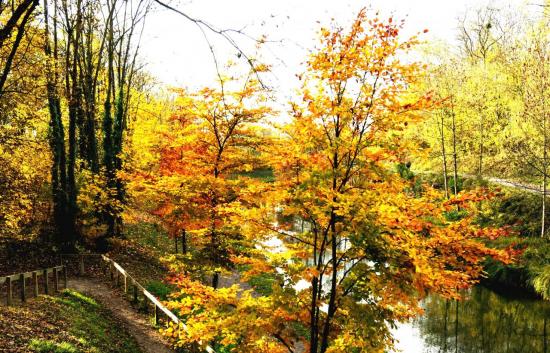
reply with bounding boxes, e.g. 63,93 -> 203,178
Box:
152,0 -> 267,89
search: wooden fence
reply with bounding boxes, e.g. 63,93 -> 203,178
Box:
0,265 -> 67,305
1,253 -> 215,352
57,253 -> 215,353
100,255 -> 215,353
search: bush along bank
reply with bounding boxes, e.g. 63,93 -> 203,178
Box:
419,172 -> 550,298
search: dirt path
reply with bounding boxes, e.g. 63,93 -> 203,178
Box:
485,176 -> 549,195
67,278 -> 174,353
420,171 -> 549,195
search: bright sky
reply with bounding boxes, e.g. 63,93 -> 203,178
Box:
141,0 -> 535,95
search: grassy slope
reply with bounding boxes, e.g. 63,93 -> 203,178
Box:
88,219 -> 176,301
0,290 -> 143,353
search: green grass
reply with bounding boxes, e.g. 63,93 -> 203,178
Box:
124,222 -> 173,254
145,280 -> 174,300
247,272 -> 279,296
28,290 -> 143,353
469,187 -> 550,295
482,236 -> 550,295
29,340 -> 80,353
234,167 -> 275,182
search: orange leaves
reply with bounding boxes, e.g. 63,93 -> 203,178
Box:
143,8 -> 520,353
376,186 -> 517,300
443,188 -> 500,212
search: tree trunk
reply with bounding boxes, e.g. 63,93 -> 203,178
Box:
544,314 -> 548,353
181,229 -> 187,254
212,272 -> 219,289
44,0 -> 77,250
543,175 -> 546,238
455,299 -> 459,353
101,11 -> 116,242
439,113 -> 449,199
112,87 -> 125,236
478,116 -> 484,178
319,144 -> 340,353
309,275 -> 319,353
66,3 -> 82,249
319,213 -> 338,353
451,110 -> 459,197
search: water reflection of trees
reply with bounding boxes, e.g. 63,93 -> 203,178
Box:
417,287 -> 550,353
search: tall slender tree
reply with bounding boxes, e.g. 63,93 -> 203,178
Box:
0,0 -> 38,97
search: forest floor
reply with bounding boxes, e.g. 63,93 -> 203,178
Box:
0,267 -> 175,353
0,289 -> 144,353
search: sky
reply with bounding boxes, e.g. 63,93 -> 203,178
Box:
140,0 -> 535,98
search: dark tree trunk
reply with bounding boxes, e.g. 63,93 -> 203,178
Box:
181,229 -> 187,254
44,0 -> 77,251
0,0 -> 38,98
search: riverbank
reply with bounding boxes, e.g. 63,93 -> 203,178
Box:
419,172 -> 550,299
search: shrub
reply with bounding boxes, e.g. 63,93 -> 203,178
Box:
145,280 -> 174,300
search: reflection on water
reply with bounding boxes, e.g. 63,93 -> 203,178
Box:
275,213 -> 550,353
394,286 -> 550,353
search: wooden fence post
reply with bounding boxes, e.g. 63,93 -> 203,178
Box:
132,281 -> 138,303
54,268 -> 59,293
154,304 -> 160,325
141,292 -> 148,313
32,272 -> 38,297
63,266 -> 68,289
6,276 -> 12,305
124,275 -> 128,293
79,255 -> 85,276
20,274 -> 26,302
43,269 -> 49,294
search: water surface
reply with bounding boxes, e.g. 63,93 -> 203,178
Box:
393,286 -> 550,353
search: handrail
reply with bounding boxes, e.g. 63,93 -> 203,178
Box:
2,254 -> 216,352
0,265 -> 67,305
99,255 -> 216,353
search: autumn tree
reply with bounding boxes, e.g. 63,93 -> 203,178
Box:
43,0 -> 77,249
0,0 -> 38,96
0,0 -> 52,241
457,6 -> 519,178
420,59 -> 466,198
41,0 -> 149,249
161,11 -> 513,353
101,0 -> 150,241
408,4 -> 521,197
0,17 -> 49,241
506,25 -> 550,238
128,65 -> 272,288
0,1 -> 49,239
